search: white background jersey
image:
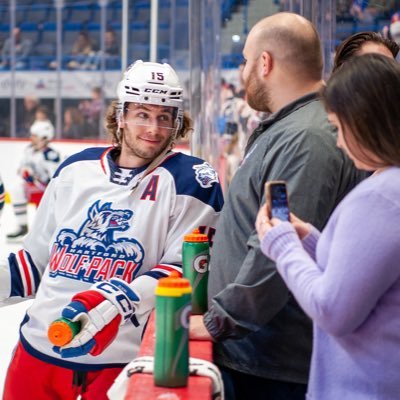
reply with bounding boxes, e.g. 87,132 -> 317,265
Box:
0,146 -> 223,370
19,144 -> 61,184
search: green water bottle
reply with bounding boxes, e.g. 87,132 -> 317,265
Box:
182,229 -> 209,314
154,272 -> 192,387
48,317 -> 81,347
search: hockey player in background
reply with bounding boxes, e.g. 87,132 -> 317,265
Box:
6,119 -> 61,240
0,60 -> 223,400
0,175 -> 5,219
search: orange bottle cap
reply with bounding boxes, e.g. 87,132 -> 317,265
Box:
184,228 -> 208,242
48,320 -> 74,347
157,271 -> 191,289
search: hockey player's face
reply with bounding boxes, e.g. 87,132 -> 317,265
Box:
30,134 -> 47,151
121,103 -> 176,165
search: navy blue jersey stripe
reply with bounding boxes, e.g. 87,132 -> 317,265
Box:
54,147 -> 110,178
144,271 -> 168,279
8,253 -> 25,297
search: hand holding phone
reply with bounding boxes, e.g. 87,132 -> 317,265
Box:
265,181 -> 290,222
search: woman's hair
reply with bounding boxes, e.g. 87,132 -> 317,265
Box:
105,101 -> 193,148
333,31 -> 399,73
321,53 -> 400,168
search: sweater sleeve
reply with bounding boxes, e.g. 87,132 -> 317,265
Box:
263,190 -> 400,336
301,225 -> 320,260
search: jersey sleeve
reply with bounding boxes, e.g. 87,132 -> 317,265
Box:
0,178 -> 58,300
37,148 -> 62,184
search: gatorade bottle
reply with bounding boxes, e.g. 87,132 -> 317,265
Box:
48,317 -> 81,347
182,229 -> 209,314
154,272 -> 192,387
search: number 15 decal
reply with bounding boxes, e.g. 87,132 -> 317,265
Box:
151,72 -> 164,81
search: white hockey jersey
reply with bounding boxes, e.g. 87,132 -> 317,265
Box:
19,144 -> 61,184
0,147 -> 223,371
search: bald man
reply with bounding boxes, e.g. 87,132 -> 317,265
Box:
190,13 -> 364,400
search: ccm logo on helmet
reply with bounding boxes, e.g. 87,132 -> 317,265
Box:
144,88 -> 168,94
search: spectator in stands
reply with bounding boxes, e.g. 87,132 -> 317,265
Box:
34,105 -> 54,125
63,106 -> 89,139
17,95 -> 41,137
0,27 -> 32,70
256,53 -> 400,400
78,86 -> 104,137
350,0 -> 391,22
104,29 -> 119,56
190,12 -> 363,400
7,120 -> 61,240
49,31 -> 96,70
102,29 -> 120,69
82,29 -> 120,70
333,31 -> 399,72
67,31 -> 97,70
0,99 -> 10,136
389,18 -> 400,46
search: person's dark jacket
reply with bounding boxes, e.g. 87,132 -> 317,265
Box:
204,93 -> 365,383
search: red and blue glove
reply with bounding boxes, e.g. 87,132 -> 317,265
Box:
21,168 -> 35,184
53,278 -> 140,358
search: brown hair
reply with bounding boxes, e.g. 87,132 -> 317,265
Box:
333,31 -> 399,73
321,53 -> 400,168
105,101 -> 193,148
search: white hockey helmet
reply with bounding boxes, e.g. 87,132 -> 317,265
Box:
117,60 -> 184,130
30,120 -> 55,140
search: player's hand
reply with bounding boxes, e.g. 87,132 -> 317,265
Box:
21,168 -> 35,184
53,279 -> 140,358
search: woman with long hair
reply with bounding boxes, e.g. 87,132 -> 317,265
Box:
256,54 -> 400,399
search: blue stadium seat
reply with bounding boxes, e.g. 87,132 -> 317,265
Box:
87,22 -> 100,31
0,23 -> 10,33
129,43 -> 149,61
19,21 -> 38,31
24,4 -> 49,24
64,22 -> 84,31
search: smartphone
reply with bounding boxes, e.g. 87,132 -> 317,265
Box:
265,181 -> 290,221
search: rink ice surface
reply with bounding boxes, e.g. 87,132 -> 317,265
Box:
0,204 -> 36,397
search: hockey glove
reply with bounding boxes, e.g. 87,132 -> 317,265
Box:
21,168 -> 35,184
53,278 -> 140,358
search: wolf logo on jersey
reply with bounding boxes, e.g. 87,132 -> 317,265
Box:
193,162 -> 219,188
48,200 -> 145,283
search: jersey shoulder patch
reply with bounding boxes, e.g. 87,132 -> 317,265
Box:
161,152 -> 223,211
43,147 -> 61,162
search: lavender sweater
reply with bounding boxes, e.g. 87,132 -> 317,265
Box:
261,167 -> 400,400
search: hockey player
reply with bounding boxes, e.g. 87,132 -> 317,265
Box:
6,119 -> 61,240
0,60 -> 223,400
0,174 -> 5,219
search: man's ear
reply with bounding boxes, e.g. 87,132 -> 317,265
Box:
260,51 -> 273,76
